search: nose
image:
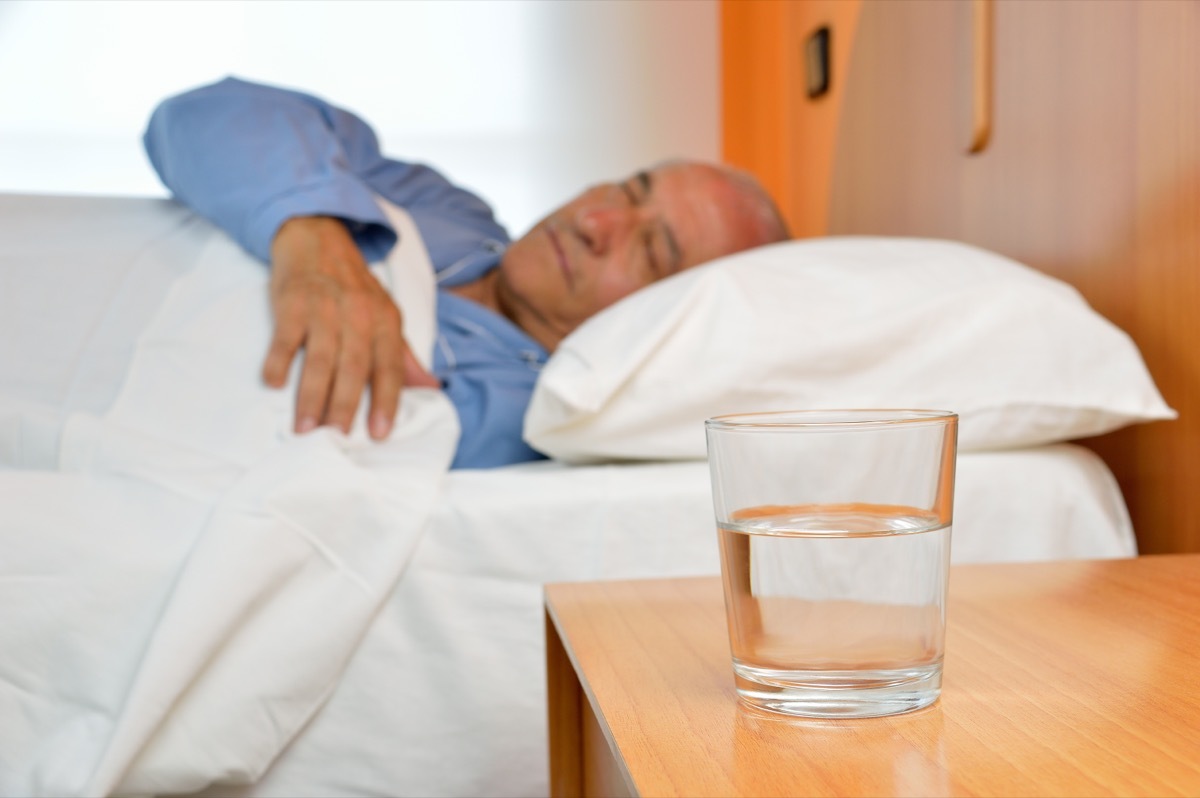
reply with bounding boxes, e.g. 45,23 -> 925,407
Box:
574,195 -> 640,255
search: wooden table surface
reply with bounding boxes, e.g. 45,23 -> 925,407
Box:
544,554 -> 1200,797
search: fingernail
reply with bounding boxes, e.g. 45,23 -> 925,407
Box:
296,417 -> 318,434
370,413 -> 392,440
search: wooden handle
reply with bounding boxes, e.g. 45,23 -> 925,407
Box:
967,0 -> 993,153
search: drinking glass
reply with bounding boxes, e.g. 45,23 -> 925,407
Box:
705,409 -> 958,718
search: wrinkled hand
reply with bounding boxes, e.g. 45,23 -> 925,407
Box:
264,216 -> 440,440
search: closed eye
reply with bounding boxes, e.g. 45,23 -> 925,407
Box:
620,175 -> 670,277
643,231 -> 661,276
619,181 -> 659,272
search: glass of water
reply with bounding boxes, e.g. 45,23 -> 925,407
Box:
705,409 -> 958,718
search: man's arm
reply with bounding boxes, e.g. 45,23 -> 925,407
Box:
143,77 -> 438,439
144,76 -> 402,263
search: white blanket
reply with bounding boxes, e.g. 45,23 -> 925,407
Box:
0,203 -> 459,796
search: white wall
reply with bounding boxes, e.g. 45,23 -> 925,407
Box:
0,0 -> 719,235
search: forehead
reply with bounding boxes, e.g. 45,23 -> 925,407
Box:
644,163 -> 762,269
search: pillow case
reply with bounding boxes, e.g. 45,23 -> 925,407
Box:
523,237 -> 1175,462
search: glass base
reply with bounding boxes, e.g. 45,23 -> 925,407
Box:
733,661 -> 942,718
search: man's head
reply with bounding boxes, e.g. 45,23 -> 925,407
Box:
493,160 -> 789,351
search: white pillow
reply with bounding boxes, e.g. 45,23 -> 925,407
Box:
523,237 -> 1175,462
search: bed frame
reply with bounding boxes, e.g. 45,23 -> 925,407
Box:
724,0 -> 1199,554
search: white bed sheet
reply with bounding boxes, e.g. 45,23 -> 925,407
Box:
1,193 -> 463,796
0,194 -> 1136,796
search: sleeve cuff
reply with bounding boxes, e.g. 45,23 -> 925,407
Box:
245,176 -> 398,263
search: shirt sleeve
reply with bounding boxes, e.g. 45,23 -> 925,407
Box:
142,75 -> 504,265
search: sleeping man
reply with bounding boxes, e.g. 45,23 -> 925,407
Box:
143,76 -> 790,468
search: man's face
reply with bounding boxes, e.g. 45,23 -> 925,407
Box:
495,162 -> 769,351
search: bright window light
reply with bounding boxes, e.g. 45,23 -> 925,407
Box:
0,0 -> 717,235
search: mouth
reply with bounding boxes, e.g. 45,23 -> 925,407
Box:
547,227 -> 573,291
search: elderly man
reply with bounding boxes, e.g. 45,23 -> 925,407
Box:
144,77 -> 789,468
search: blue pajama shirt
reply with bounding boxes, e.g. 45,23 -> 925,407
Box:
143,76 -> 548,469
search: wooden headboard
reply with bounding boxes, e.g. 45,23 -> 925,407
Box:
723,0 -> 1199,554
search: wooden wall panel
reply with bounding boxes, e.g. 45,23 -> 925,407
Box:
828,0 -> 1199,554
720,0 -> 860,238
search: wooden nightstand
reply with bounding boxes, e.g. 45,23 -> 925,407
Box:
545,555 -> 1200,797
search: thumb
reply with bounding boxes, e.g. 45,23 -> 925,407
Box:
403,346 -> 441,389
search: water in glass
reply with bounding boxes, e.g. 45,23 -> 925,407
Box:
717,502 -> 950,718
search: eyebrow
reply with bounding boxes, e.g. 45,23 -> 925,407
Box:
638,170 -> 683,272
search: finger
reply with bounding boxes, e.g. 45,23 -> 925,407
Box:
294,323 -> 338,434
368,334 -> 405,441
262,302 -> 307,388
325,322 -> 372,434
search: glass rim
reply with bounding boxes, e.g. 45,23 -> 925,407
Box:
704,408 -> 958,431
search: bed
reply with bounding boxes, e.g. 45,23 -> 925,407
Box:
0,1 -> 1190,793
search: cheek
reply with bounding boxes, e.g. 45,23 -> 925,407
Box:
591,270 -> 649,312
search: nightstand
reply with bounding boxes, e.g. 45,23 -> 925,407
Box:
545,555 -> 1200,797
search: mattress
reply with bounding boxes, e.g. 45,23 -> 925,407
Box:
0,193 -> 1136,796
